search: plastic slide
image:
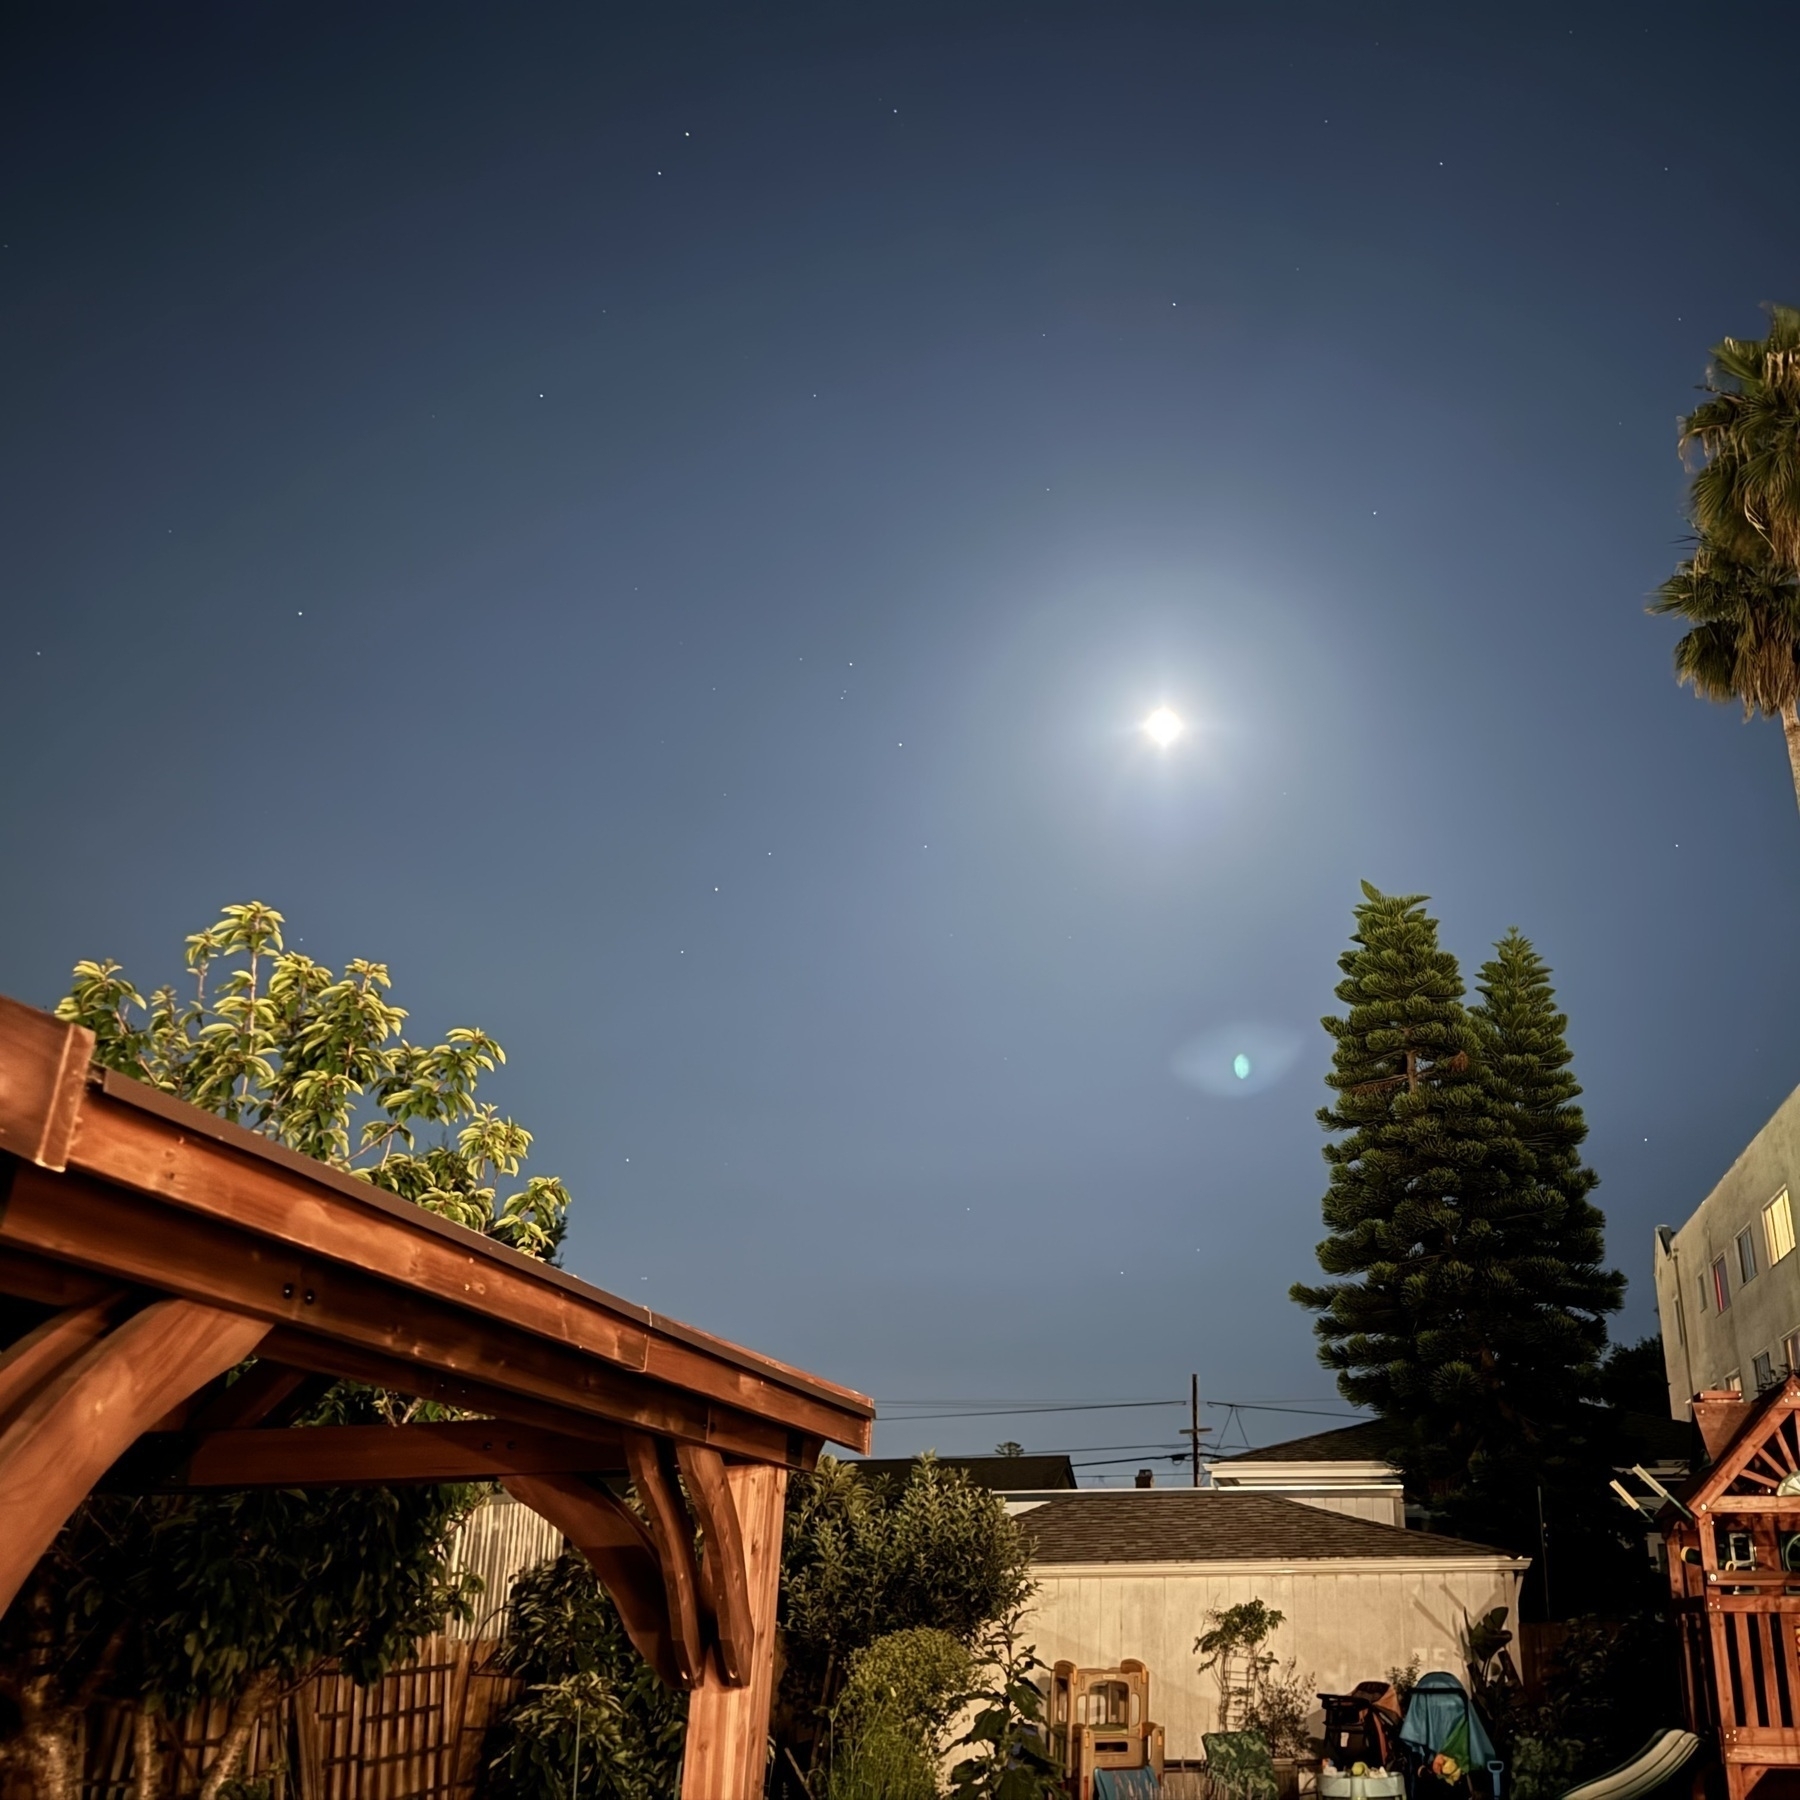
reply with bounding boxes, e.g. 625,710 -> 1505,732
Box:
1559,1729 -> 1701,1800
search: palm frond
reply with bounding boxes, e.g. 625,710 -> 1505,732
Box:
1680,305 -> 1800,569
1651,537 -> 1800,716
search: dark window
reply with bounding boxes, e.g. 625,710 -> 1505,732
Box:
1714,1256 -> 1732,1311
1755,1351 -> 1777,1391
1739,1227 -> 1760,1284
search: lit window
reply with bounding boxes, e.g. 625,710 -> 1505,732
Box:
1715,1256 -> 1733,1312
1755,1351 -> 1778,1391
1740,1228 -> 1760,1284
1768,1191 -> 1796,1265
1726,1369 -> 1744,1394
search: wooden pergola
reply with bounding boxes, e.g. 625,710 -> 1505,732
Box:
1667,1379 -> 1800,1800
0,995 -> 874,1798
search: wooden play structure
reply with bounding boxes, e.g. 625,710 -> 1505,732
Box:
1666,1377 -> 1800,1800
0,995 -> 875,1800
1048,1656 -> 1166,1798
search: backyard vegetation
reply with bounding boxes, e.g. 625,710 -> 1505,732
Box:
483,1450 -> 1043,1799
0,904 -> 571,1800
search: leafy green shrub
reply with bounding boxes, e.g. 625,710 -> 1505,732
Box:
827,1714 -> 942,1800
1508,1734 -> 1586,1800
945,1608 -> 1063,1800
837,1628 -> 973,1750
1242,1657 -> 1317,1759
775,1457 -> 1032,1790
1481,1613 -> 1680,1795
483,1549 -> 685,1800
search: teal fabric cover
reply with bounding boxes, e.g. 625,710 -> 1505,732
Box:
1094,1768 -> 1162,1800
1398,1671 -> 1497,1770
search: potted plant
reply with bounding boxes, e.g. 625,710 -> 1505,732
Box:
1196,1603 -> 1316,1798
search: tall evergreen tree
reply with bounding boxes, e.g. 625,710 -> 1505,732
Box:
1470,928 -> 1597,1207
1292,886 -> 1624,1560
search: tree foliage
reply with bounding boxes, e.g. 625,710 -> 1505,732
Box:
1649,535 -> 1800,810
944,1608 -> 1064,1800
1291,885 -> 1623,1557
1470,929 -> 1597,1209
773,1456 -> 1034,1796
1681,303 -> 1800,574
827,1629 -> 973,1800
1656,305 -> 1800,813
483,1548 -> 686,1800
0,903 -> 574,1800
56,901 -> 568,1255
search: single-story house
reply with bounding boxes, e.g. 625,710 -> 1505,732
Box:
1014,1489 -> 1528,1763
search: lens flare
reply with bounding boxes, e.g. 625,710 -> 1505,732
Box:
1172,1024 -> 1304,1098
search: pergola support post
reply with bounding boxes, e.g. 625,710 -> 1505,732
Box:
681,1461 -> 788,1800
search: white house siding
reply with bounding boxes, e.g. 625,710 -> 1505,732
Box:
1226,1490 -> 1404,1528
1207,1460 -> 1406,1530
1022,1558 -> 1524,1763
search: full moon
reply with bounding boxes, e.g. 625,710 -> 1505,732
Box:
1142,706 -> 1184,748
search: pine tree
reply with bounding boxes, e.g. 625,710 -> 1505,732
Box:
1291,886 -> 1623,1555
1470,928 -> 1597,1208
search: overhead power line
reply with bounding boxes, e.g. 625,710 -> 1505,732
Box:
1207,1401 -> 1363,1420
875,1399 -> 1184,1422
1071,1452 -> 1192,1469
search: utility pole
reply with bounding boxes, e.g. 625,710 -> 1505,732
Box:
1179,1373 -> 1210,1487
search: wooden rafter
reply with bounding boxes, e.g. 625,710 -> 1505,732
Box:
113,1418 -> 632,1489
0,1299 -> 270,1611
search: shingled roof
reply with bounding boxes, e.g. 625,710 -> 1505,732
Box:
1021,1491 -> 1516,1564
848,1454 -> 1077,1492
1209,1421 -> 1397,1464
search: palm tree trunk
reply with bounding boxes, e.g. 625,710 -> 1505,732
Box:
1783,701 -> 1800,814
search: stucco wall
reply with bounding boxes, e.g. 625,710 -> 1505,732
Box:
1021,1559 -> 1524,1763
1655,1082 -> 1800,1415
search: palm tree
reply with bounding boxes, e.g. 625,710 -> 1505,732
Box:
1681,304 -> 1800,570
1650,538 -> 1800,811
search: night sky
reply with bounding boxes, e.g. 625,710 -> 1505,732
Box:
6,4 -> 1800,1476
